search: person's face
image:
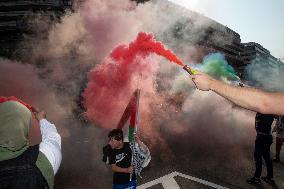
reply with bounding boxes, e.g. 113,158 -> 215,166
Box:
109,137 -> 123,149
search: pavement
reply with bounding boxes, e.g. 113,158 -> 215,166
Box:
136,142 -> 284,189
54,123 -> 284,189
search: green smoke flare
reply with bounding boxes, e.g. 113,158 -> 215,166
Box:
202,53 -> 239,81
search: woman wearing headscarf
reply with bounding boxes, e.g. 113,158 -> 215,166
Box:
0,99 -> 61,189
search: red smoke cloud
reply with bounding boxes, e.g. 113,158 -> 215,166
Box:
82,32 -> 183,128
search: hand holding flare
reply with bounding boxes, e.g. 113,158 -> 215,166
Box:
183,65 -> 198,75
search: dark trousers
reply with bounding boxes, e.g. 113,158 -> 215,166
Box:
254,134 -> 273,178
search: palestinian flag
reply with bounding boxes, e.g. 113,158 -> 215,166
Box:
117,89 -> 140,142
116,89 -> 151,177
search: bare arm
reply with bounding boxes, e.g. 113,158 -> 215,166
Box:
191,73 -> 284,115
111,164 -> 133,173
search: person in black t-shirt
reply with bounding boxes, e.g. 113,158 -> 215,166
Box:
247,113 -> 276,185
103,129 -> 136,189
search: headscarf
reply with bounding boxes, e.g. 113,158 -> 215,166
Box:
0,101 -> 32,161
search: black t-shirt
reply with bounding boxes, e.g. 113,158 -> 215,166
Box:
103,142 -> 136,184
255,113 -> 275,134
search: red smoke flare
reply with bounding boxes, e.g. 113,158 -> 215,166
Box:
110,32 -> 184,66
82,32 -> 184,128
136,33 -> 184,66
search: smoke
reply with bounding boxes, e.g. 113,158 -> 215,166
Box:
0,0 -> 260,188
200,53 -> 239,81
82,32 -> 186,129
0,58 -> 72,134
244,60 -> 284,92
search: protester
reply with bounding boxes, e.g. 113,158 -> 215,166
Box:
272,116 -> 284,162
0,100 -> 61,189
102,129 -> 148,189
189,73 -> 284,115
247,113 -> 275,185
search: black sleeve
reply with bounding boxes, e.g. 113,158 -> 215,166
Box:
108,150 -> 116,165
127,142 -> 132,153
102,144 -> 112,163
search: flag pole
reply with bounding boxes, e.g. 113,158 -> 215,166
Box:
130,89 -> 140,181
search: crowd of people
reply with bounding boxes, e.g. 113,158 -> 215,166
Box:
1,71 -> 284,188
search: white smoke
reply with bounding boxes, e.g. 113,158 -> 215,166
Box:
0,0 -> 260,188
244,60 -> 284,92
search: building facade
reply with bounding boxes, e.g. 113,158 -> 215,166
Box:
0,0 -> 282,76
0,0 -> 72,57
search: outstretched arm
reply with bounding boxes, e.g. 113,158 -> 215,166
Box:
35,111 -> 62,174
190,73 -> 284,115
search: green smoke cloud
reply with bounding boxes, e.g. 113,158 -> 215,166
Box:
201,53 -> 239,81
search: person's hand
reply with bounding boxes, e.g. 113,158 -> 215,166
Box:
134,135 -> 143,145
190,73 -> 214,91
127,166 -> 133,174
134,135 -> 140,142
35,111 -> 46,121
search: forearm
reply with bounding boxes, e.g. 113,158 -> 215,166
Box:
210,80 -> 269,113
191,73 -> 284,115
111,164 -> 130,173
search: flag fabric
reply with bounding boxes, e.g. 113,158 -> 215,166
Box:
116,89 -> 151,177
130,141 -> 151,177
117,89 -> 140,142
